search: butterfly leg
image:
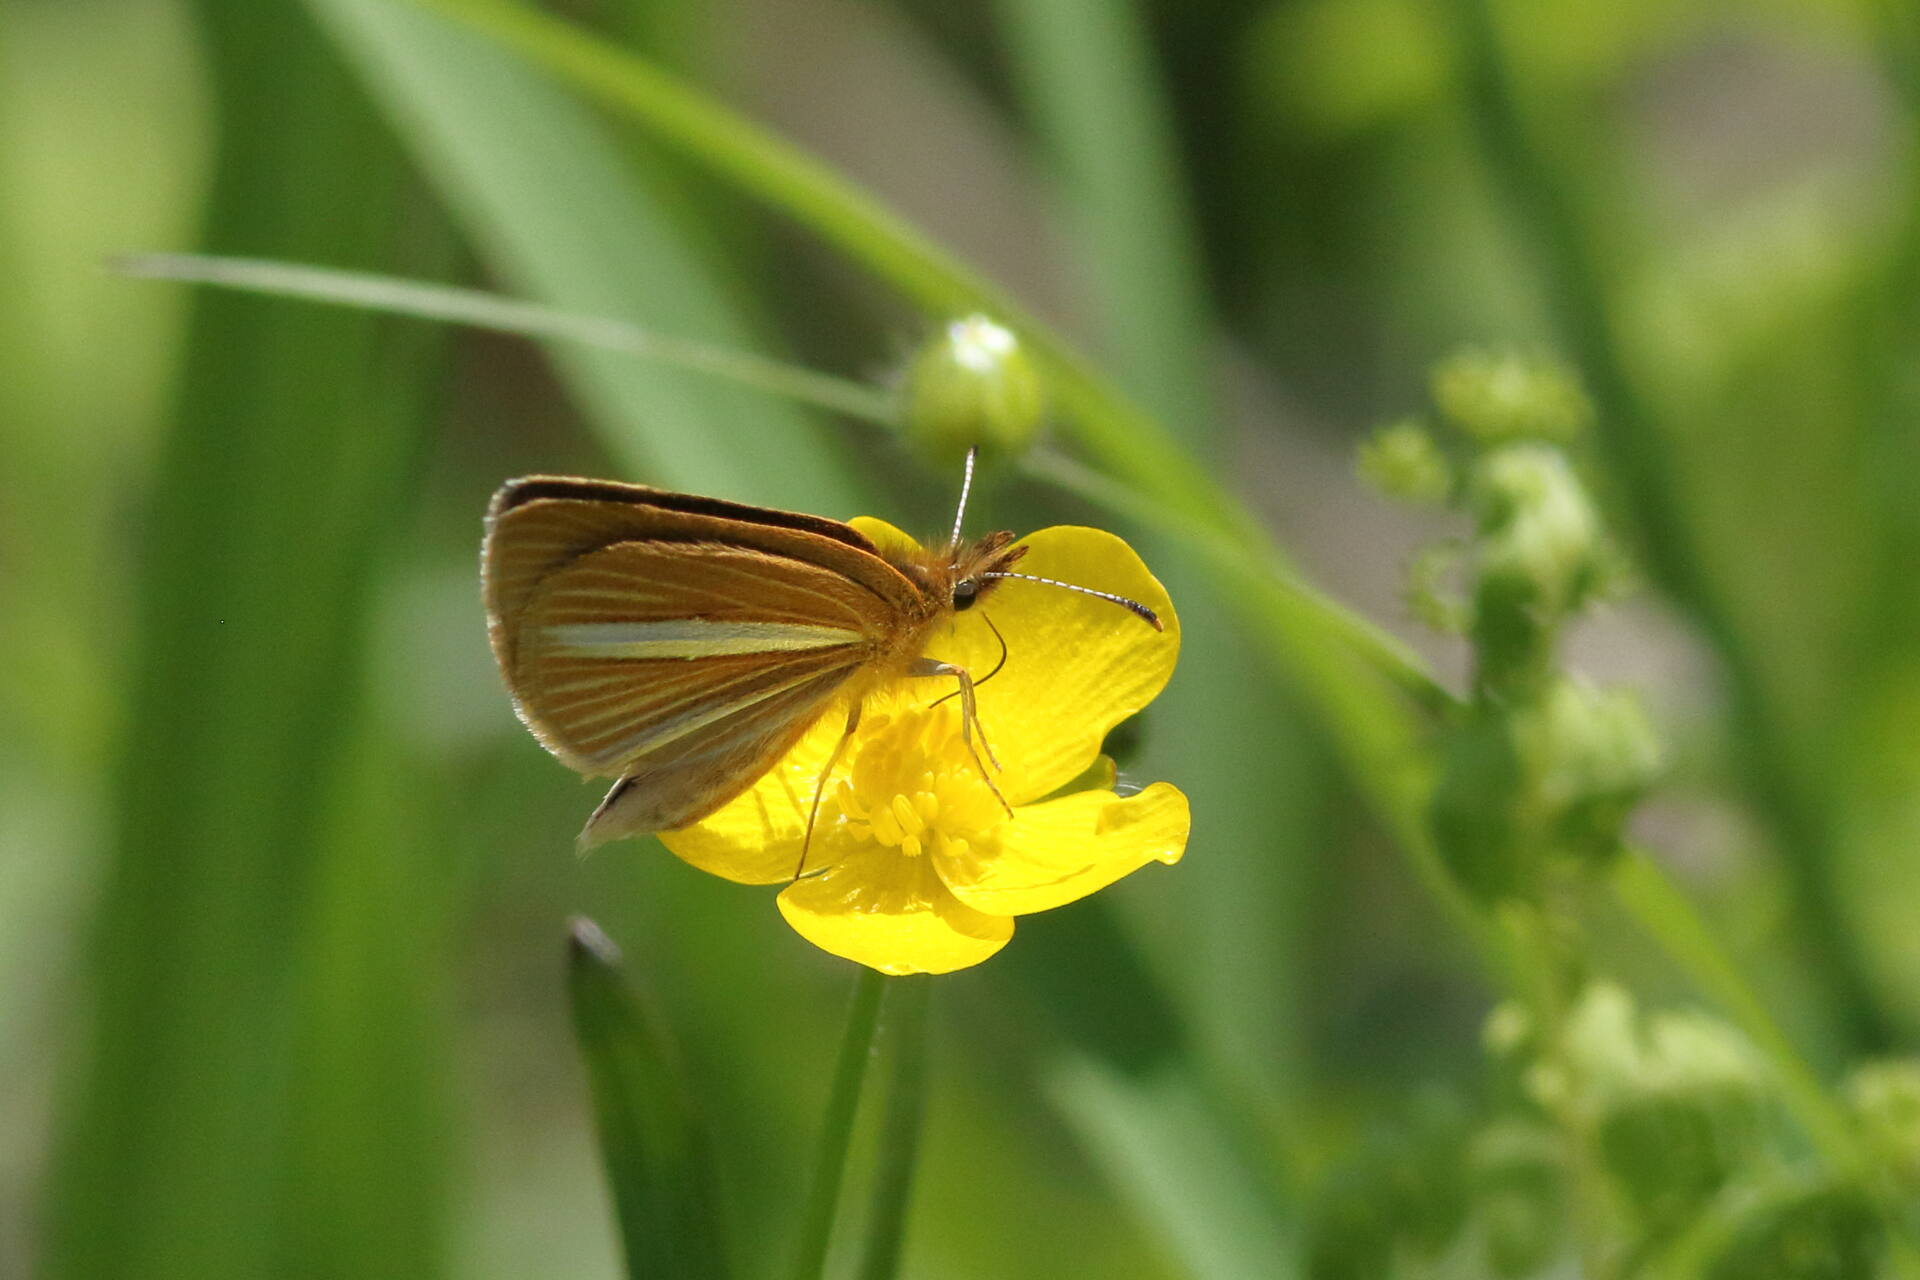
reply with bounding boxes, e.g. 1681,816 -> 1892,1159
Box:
910,658 -> 1014,817
794,701 -> 862,882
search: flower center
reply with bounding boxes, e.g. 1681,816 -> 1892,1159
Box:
830,703 -> 1006,862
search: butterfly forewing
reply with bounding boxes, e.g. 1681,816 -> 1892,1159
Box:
482,477 -> 938,836
484,477 -> 919,664
517,541 -> 876,774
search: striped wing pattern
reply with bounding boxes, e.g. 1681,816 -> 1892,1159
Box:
482,479 -> 927,837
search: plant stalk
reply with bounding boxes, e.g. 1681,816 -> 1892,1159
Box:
855,975 -> 932,1280
791,967 -> 886,1280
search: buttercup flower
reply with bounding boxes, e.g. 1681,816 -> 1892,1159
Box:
660,520 -> 1188,974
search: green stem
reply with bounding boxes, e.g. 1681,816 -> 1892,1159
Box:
1441,0 -> 1894,1054
791,967 -> 886,1280
855,976 -> 932,1280
1506,900 -> 1613,1278
116,253 -> 898,427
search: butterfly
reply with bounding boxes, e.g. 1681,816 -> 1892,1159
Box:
482,450 -> 1161,866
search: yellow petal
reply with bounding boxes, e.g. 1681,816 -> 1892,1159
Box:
777,847 -> 1014,974
937,782 -> 1188,916
847,515 -> 924,563
917,526 -> 1179,804
657,707 -> 863,884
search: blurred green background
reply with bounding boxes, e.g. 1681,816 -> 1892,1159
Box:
5,0 -> 1918,1276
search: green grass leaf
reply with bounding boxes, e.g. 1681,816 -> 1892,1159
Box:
306,0 -> 859,510
41,5 -> 448,1276
568,918 -> 733,1280
1048,1056 -> 1297,1280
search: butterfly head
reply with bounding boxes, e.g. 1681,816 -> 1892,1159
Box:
948,531 -> 1027,612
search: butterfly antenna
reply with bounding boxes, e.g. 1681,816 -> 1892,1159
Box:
947,446 -> 978,553
982,572 -> 1164,630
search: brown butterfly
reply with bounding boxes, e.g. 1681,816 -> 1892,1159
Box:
482,451 -> 1161,861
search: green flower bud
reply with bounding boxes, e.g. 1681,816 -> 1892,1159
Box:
1845,1059 -> 1920,1191
1431,677 -> 1659,901
1702,1177 -> 1883,1280
1431,348 -> 1593,447
900,315 -> 1044,463
1561,983 -> 1772,1231
1470,445 -> 1608,687
1482,999 -> 1536,1065
1514,678 -> 1661,866
1357,418 -> 1453,505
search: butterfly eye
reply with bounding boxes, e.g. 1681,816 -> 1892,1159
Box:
951,578 -> 979,610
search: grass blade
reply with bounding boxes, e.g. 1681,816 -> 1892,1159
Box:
307,0 -> 858,509
568,918 -> 733,1280
1048,1056 -> 1296,1280
41,4 -> 446,1275
410,0 -> 1226,525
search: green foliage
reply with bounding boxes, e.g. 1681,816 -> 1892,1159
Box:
1558,983 -> 1771,1233
567,919 -> 732,1280
1701,1179 -> 1885,1280
1430,348 -> 1593,448
1467,1120 -> 1563,1278
11,1 -> 1920,1278
1356,419 -> 1453,506
1304,1091 -> 1475,1280
1407,353 -> 1657,902
1848,1060 -> 1920,1194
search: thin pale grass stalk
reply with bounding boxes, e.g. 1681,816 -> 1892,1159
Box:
115,253 -> 898,427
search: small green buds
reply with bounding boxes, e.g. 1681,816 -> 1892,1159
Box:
1431,347 -> 1593,446
1431,676 -> 1659,900
1471,445 -> 1609,689
1371,347 -> 1649,902
900,315 -> 1045,463
1519,678 -> 1661,864
1562,984 -> 1772,1232
1846,1059 -> 1920,1192
1357,418 -> 1453,505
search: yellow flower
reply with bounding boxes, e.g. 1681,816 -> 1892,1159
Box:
659,522 -> 1188,974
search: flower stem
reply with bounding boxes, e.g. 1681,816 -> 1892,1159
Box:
791,967 -> 886,1280
855,975 -> 932,1280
